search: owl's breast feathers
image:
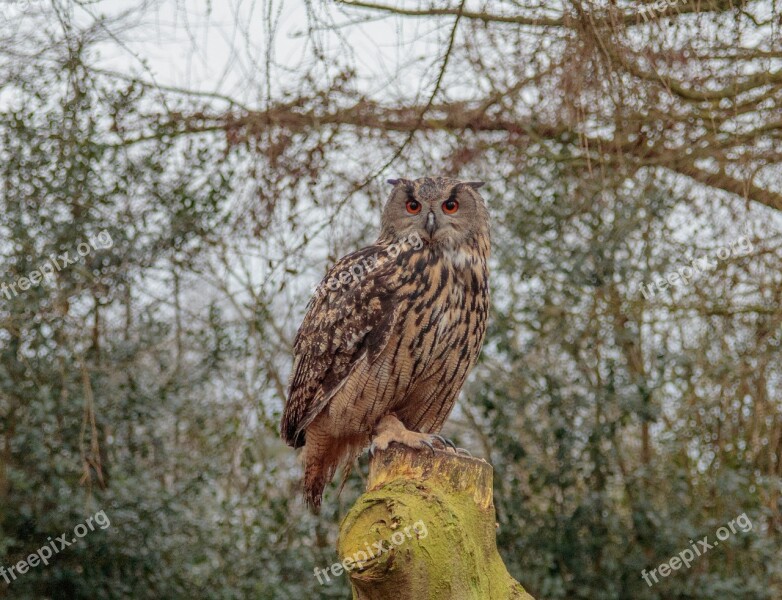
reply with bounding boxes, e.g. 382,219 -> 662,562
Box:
389,238 -> 490,432
281,236 -> 489,448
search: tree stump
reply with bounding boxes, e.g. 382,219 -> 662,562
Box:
337,445 -> 535,600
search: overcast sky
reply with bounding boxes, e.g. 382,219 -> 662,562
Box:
48,0 -> 453,109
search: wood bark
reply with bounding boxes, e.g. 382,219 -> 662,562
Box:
337,446 -> 534,600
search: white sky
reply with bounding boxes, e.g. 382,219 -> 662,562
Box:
60,0 -> 452,109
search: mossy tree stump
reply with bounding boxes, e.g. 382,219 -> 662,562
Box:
337,445 -> 534,600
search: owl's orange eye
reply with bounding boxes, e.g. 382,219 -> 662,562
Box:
406,200 -> 421,214
442,199 -> 459,214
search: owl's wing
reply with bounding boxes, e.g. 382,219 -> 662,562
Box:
281,245 -> 399,448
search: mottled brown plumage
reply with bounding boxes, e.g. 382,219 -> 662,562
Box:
281,176 -> 491,510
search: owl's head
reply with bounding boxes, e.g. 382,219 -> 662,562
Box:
379,177 -> 490,248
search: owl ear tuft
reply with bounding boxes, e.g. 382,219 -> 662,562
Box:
387,178 -> 401,186
465,181 -> 485,190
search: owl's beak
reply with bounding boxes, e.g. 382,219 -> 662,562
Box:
425,211 -> 438,237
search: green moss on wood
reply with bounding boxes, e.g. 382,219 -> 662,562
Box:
337,446 -> 535,600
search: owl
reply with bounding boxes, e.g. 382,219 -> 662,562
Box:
281,177 -> 491,511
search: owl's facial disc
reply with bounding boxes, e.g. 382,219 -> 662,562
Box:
380,177 -> 488,248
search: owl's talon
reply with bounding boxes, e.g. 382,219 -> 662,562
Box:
455,447 -> 472,457
421,439 -> 436,454
432,435 -> 456,450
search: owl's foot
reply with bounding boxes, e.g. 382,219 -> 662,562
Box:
369,415 -> 448,456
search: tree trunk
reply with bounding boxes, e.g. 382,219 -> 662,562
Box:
337,446 -> 534,600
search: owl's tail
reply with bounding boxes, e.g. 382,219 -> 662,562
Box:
302,430 -> 364,514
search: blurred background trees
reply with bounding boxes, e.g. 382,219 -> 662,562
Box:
0,0 -> 780,598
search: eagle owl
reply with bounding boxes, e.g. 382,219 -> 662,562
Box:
281,177 -> 490,510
